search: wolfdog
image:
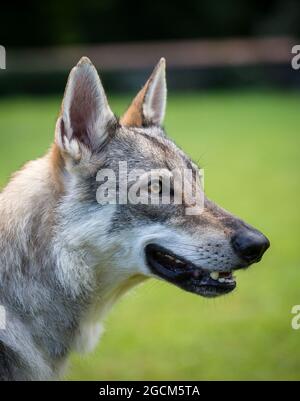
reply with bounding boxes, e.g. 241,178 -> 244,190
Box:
0,57 -> 269,380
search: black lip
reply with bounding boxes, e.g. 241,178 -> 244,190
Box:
145,244 -> 236,298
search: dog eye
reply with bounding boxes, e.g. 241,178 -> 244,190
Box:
148,179 -> 175,198
148,180 -> 162,194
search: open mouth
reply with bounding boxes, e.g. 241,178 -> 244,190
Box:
145,244 -> 236,298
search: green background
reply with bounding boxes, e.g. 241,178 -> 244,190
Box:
0,91 -> 299,380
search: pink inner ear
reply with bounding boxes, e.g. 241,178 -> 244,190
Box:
68,71 -> 100,149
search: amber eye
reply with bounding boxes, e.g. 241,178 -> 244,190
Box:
148,179 -> 175,198
148,180 -> 162,194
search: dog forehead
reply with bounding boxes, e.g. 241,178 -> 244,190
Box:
112,125 -> 193,171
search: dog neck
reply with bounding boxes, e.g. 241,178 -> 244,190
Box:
0,149 -> 143,379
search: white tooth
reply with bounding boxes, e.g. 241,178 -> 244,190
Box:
210,272 -> 219,280
218,278 -> 225,283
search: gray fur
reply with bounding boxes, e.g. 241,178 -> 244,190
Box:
0,58 -> 267,380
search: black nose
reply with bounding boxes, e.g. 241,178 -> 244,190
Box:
232,229 -> 270,263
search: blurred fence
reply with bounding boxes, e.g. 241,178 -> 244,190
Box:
0,37 -> 299,94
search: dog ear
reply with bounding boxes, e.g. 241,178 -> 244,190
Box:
120,58 -> 166,127
55,57 -> 115,160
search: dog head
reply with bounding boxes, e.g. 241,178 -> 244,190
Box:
53,57 -> 269,298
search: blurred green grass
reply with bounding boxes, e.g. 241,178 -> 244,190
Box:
0,91 -> 300,380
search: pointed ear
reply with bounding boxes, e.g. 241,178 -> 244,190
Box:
55,57 -> 115,160
120,58 -> 167,127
